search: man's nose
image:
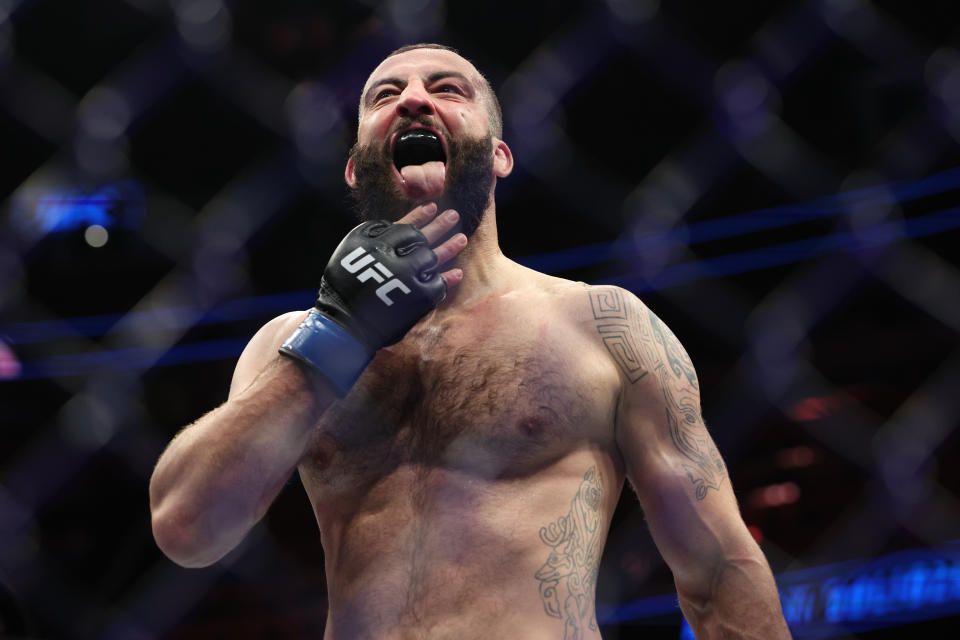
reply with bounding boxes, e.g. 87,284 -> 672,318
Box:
396,83 -> 434,118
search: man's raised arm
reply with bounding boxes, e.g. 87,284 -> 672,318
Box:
591,286 -> 790,638
149,203 -> 466,568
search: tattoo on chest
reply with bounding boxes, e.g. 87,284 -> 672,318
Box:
534,467 -> 603,639
587,287 -> 725,500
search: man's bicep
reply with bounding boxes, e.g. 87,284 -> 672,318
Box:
594,288 -> 749,591
589,286 -> 726,501
620,404 -> 747,593
228,310 -> 309,400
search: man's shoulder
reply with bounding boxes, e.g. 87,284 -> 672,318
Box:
528,276 -> 647,325
508,272 -> 589,317
578,284 -> 649,321
500,263 -> 644,323
537,280 -> 668,387
510,271 -> 653,349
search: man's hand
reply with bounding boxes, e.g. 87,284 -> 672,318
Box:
150,205 -> 465,567
279,203 -> 465,395
393,201 -> 464,289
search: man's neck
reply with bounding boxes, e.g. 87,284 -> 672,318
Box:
439,206 -> 515,310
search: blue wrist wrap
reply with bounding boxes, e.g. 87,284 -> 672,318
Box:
278,309 -> 371,397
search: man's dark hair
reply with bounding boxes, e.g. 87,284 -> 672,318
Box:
384,43 -> 503,139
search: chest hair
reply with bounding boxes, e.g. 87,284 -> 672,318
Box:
304,302 -> 612,490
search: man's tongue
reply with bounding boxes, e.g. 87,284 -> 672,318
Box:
400,161 -> 445,199
394,129 -> 447,200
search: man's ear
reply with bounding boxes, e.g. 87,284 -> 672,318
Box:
344,156 -> 358,188
493,139 -> 513,178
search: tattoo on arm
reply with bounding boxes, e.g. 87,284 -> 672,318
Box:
649,310 -> 699,391
588,287 -> 649,382
534,467 -> 603,639
658,367 -> 725,500
587,287 -> 725,500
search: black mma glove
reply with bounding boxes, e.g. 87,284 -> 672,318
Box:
279,220 -> 446,396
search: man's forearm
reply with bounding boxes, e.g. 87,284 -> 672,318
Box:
149,356 -> 334,567
678,554 -> 791,639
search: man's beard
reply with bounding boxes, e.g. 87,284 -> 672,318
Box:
348,126 -> 494,238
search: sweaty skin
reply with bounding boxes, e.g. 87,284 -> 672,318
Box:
150,46 -> 790,640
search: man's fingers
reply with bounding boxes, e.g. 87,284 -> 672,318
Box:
440,268 -> 464,290
419,209 -> 460,245
432,232 -> 467,266
394,205 -> 461,247
396,202 -> 438,228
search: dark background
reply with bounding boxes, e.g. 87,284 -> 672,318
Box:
2,0 -> 960,638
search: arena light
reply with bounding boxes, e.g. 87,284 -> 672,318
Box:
14,338 -> 249,380
5,168 -> 960,377
523,164 -> 960,274
675,541 -> 960,638
775,445 -> 818,469
7,198 -> 960,379
747,482 -> 802,509
2,290 -> 313,345
601,542 -> 960,637
787,394 -> 855,422
606,204 -> 960,293
11,179 -> 144,241
0,341 -> 21,380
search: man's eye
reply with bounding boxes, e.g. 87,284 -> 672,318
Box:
435,85 -> 462,95
374,89 -> 397,101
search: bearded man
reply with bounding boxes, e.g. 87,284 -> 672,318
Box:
149,44 -> 791,639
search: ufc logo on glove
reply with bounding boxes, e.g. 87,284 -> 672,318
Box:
340,247 -> 412,306
279,219 -> 445,396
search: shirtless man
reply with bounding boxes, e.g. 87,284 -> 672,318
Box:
149,44 -> 790,639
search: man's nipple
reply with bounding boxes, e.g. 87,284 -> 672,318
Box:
518,415 -> 548,438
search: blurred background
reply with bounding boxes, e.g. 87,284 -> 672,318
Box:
2,0 -> 960,638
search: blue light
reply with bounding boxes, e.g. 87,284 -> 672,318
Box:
37,193 -> 114,231
520,164 -> 960,274
15,338 -> 250,380
5,168 -> 960,379
2,290 -> 313,345
14,179 -> 144,238
677,541 -> 960,638
780,584 -> 817,624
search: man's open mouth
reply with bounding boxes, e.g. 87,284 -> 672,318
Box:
392,129 -> 447,170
